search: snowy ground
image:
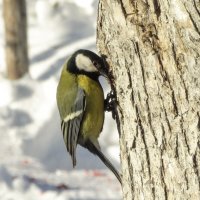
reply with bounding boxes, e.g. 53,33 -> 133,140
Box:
0,0 -> 122,199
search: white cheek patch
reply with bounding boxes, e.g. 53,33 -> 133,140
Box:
75,54 -> 98,72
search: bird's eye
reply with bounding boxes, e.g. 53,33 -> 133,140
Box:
92,61 -> 99,68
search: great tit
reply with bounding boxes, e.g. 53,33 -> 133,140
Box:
56,49 -> 121,184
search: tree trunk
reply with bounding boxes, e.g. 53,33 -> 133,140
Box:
3,0 -> 28,80
97,0 -> 200,199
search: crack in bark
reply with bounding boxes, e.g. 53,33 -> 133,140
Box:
197,112 -> 200,131
161,155 -> 168,200
181,78 -> 189,103
153,0 -> 161,19
152,181 -> 156,200
171,44 -> 189,103
197,141 -> 200,149
126,65 -> 135,105
184,5 -> 200,36
125,143 -> 135,198
164,107 -> 172,132
159,92 -> 172,133
137,91 -> 141,102
193,0 -> 200,17
171,44 -> 189,108
131,137 -> 136,149
161,123 -> 167,150
115,104 -> 123,137
171,90 -> 179,117
157,53 -> 168,82
183,130 -> 190,155
135,42 -> 158,144
175,134 -> 179,160
192,151 -> 200,191
184,170 -> 189,190
135,105 -> 155,199
158,53 -> 179,117
118,0 -> 127,17
180,116 -> 190,154
171,43 -> 178,66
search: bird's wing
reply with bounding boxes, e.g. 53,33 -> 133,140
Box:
61,88 -> 86,167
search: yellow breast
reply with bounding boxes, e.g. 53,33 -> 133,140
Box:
77,75 -> 104,140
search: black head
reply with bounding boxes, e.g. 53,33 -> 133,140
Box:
67,49 -> 108,80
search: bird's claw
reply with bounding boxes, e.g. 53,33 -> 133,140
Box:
104,90 -> 116,119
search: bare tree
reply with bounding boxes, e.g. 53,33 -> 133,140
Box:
3,0 -> 28,80
97,0 -> 200,199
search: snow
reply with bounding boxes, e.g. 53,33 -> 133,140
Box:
0,0 -> 122,199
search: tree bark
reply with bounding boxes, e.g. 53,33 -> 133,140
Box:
97,0 -> 200,199
3,0 -> 28,80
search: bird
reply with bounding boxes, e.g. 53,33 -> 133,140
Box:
56,49 -> 121,184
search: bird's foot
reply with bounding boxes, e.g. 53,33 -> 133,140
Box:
104,90 -> 117,119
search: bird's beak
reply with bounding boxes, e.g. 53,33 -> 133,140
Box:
99,57 -> 109,78
99,67 -> 108,79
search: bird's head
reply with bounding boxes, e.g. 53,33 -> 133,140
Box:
67,49 -> 108,79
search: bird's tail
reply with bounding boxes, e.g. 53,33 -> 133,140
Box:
85,140 -> 122,185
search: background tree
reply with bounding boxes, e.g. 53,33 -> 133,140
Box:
3,0 -> 28,80
97,0 -> 200,199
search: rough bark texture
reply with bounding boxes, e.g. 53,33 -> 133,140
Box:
97,0 -> 200,199
3,0 -> 28,80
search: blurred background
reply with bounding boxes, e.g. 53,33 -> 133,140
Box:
0,0 -> 121,199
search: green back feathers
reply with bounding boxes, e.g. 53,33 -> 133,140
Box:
56,65 -> 78,119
